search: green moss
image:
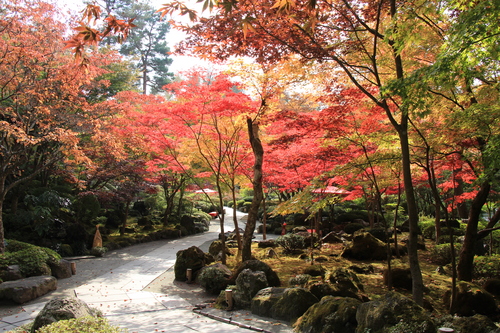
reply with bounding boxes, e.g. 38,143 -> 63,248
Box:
0,240 -> 61,277
35,316 -> 124,333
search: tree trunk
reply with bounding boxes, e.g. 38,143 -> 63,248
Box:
0,198 -> 4,254
242,119 -> 264,261
232,186 -> 242,259
398,127 -> 424,306
457,181 -> 491,281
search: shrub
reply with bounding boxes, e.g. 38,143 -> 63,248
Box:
1,240 -> 61,277
90,247 -> 107,257
429,243 -> 458,266
197,265 -> 230,294
473,255 -> 500,279
275,233 -> 306,254
35,316 -> 124,333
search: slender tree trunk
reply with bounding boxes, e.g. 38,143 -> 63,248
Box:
457,181 -> 491,281
398,127 -> 424,306
0,198 -> 4,254
242,119 -> 264,261
216,182 -> 226,265
232,186 -> 242,259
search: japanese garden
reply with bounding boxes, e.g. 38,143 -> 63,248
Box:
0,0 -> 499,332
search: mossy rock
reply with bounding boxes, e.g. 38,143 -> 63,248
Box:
233,269 -> 269,309
271,287 -> 319,323
327,268 -> 364,293
356,291 -> 436,333
232,260 -> 281,287
197,263 -> 232,295
435,314 -> 500,333
303,265 -> 326,277
341,231 -> 387,260
208,240 -> 233,258
444,281 -> 498,318
251,287 -> 287,317
174,246 -> 212,281
1,240 -> 61,277
383,267 -> 412,290
294,296 -> 361,333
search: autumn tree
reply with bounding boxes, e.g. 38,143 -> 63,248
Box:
0,0 -> 120,253
164,71 -> 256,263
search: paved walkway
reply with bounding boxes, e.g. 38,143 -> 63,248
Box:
0,210 -> 292,333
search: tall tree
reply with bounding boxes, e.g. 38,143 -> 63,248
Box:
118,1 -> 174,94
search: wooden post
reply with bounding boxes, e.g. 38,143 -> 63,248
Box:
225,289 -> 233,310
70,262 -> 76,275
186,268 -> 193,283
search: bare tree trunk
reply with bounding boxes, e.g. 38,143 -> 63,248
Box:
457,181 -> 491,281
242,119 -> 264,261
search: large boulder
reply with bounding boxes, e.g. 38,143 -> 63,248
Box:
436,314 -> 500,333
232,260 -> 281,287
271,288 -> 319,323
444,281 -> 499,318
251,287 -> 287,317
174,246 -> 213,281
49,259 -> 73,279
355,291 -> 435,333
294,296 -> 361,333
233,269 -> 269,309
0,276 -> 57,304
31,297 -> 100,333
341,231 -> 387,260
196,263 -> 232,295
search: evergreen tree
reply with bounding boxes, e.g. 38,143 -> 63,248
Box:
118,1 -> 174,95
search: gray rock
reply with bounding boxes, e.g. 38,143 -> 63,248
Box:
49,259 -> 72,279
234,269 -> 268,309
271,287 -> 319,323
0,265 -> 23,281
355,291 -> 435,333
0,276 -> 57,304
294,296 -> 361,333
31,297 -> 100,332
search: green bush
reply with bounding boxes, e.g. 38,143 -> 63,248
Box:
1,240 -> 61,277
429,243 -> 458,266
275,233 -> 306,254
35,316 -> 124,333
473,255 -> 500,279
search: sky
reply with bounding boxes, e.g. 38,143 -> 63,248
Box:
55,0 -> 212,74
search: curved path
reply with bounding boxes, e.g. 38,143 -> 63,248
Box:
0,209 -> 291,333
